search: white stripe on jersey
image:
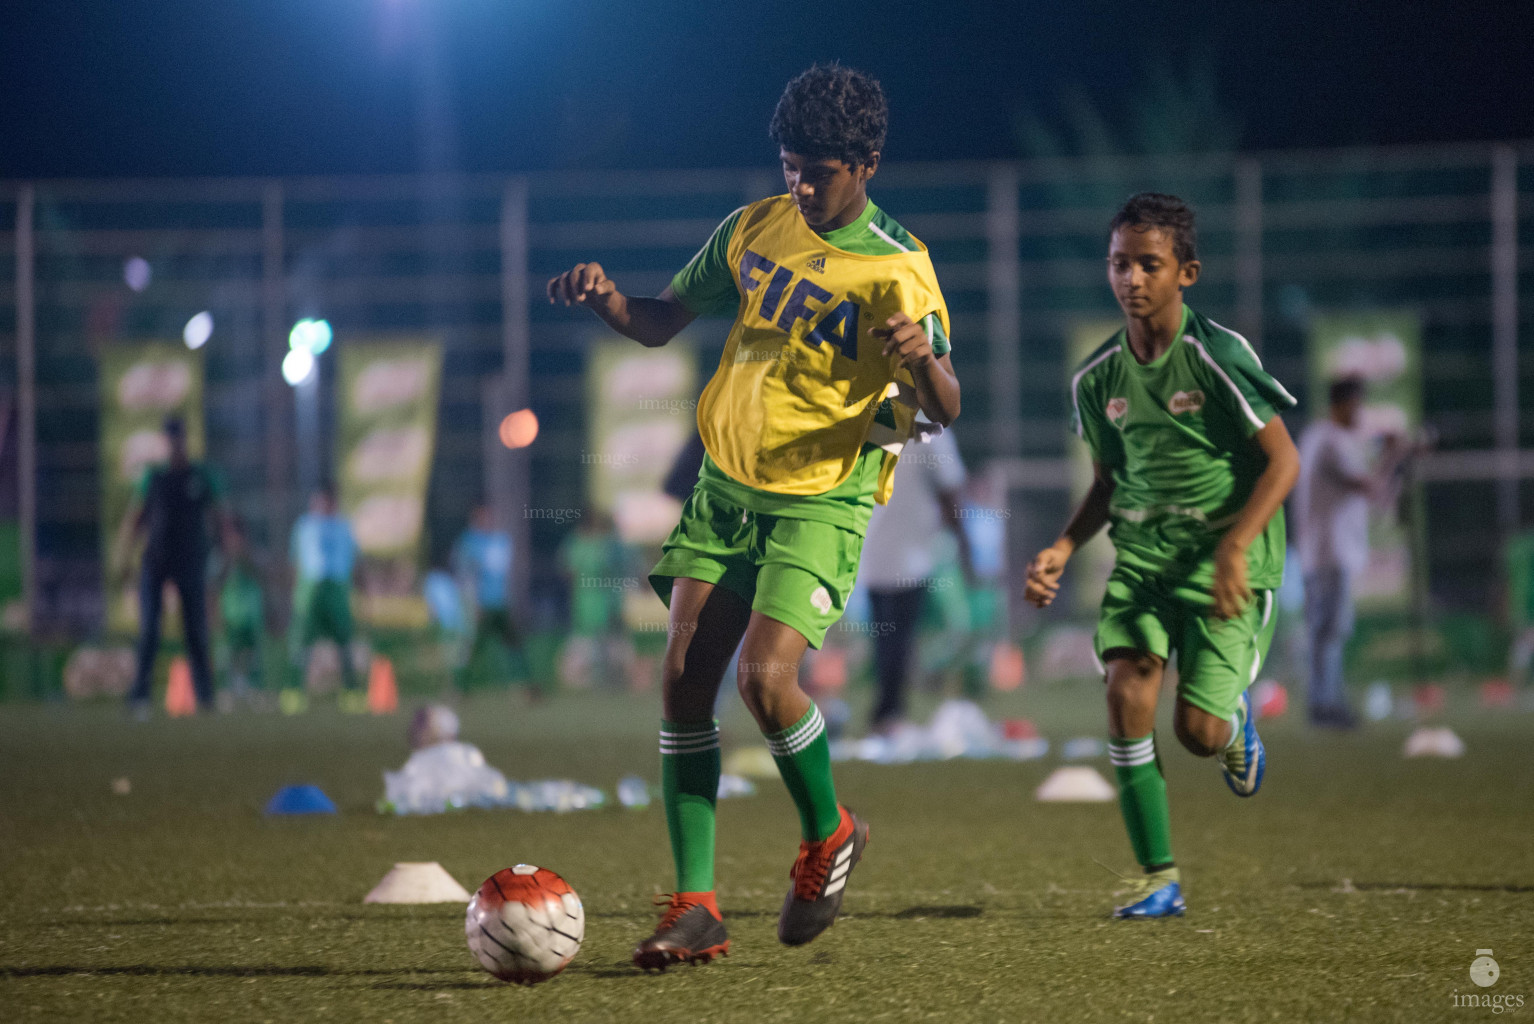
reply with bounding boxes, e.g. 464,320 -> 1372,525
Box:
1182,335 -> 1267,432
1206,317 -> 1298,406
867,219 -> 910,252
1070,345 -> 1123,439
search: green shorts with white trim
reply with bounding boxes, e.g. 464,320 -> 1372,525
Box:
1093,561 -> 1277,720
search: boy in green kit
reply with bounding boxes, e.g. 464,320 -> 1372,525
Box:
1026,193 -> 1300,918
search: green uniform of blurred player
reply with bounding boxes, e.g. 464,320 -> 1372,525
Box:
452,504 -> 532,693
556,514 -> 631,690
284,487 -> 362,713
215,515 -> 266,699
1506,530 -> 1534,692
1027,193 -> 1300,919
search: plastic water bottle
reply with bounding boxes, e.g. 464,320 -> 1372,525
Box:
1365,681 -> 1393,722
716,773 -> 757,799
1062,737 -> 1106,760
617,775 -> 651,809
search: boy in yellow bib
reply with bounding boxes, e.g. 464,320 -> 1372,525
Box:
548,64 -> 961,969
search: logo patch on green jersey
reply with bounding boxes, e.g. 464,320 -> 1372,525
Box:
1106,397 -> 1129,428
1169,390 -> 1205,415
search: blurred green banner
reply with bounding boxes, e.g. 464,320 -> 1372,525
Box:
585,338 -> 695,545
338,340 -> 442,628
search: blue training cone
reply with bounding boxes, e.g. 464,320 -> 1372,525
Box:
265,784 -> 338,815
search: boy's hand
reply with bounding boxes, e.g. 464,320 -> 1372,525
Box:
875,312 -> 935,371
547,262 -> 619,311
1212,538 -> 1252,619
1025,543 -> 1071,608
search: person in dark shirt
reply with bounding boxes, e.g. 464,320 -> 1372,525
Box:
121,416 -> 232,714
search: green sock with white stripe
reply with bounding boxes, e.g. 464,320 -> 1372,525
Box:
765,704 -> 841,842
660,720 -> 720,893
1109,733 -> 1174,871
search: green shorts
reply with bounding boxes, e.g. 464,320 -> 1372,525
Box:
649,485 -> 863,649
291,579 -> 355,652
1094,562 -> 1277,720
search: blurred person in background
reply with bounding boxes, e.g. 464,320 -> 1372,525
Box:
120,416 -> 232,717
1293,377 -> 1412,729
1504,529 -> 1534,702
955,470 -> 1012,696
284,485 -> 362,714
452,503 -> 532,695
858,427 -> 973,733
213,513 -> 266,706
556,511 -> 633,689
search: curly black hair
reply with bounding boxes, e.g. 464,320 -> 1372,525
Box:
768,63 -> 888,168
1109,192 -> 1199,264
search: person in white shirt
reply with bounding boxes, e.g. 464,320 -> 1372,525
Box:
1293,378 -> 1406,728
858,428 -> 973,732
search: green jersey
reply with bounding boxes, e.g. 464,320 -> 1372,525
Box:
1505,531 -> 1534,628
1071,306 -> 1297,590
669,199 -> 950,536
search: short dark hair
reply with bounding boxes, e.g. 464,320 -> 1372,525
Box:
768,64 -> 888,168
1110,193 -> 1199,264
1329,377 -> 1366,406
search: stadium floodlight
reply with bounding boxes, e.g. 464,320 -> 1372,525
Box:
183,311 -> 213,350
282,347 -> 316,386
288,318 -> 333,354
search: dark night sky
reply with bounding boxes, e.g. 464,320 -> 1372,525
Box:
2,0 -> 1529,178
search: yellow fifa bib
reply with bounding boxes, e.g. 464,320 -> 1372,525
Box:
696,195 -> 950,504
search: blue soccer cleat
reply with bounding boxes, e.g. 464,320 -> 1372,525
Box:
1218,690 -> 1266,797
1112,869 -> 1186,919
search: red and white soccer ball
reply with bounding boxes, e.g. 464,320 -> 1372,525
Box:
466,865 -> 585,985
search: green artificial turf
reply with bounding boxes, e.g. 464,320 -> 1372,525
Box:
2,684 -> 1531,1023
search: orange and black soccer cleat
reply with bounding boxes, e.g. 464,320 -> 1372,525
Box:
632,891 -> 729,971
777,805 -> 869,946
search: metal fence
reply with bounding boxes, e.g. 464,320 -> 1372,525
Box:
2,140 -> 1531,635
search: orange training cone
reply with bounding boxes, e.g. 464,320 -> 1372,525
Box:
367,656 -> 398,715
165,656 -> 197,717
990,642 -> 1026,692
808,648 -> 848,692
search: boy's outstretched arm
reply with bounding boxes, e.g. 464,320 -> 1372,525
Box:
547,262 -> 697,348
1212,416 -> 1301,619
1025,462 -> 1115,608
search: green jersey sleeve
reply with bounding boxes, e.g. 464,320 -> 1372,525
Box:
669,207 -> 746,317
1070,343 -> 1125,468
919,312 -> 950,358
1197,327 -> 1298,437
1072,369 -> 1125,469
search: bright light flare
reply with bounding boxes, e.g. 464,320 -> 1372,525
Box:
288,318 -> 333,354
124,257 -> 152,292
498,409 -> 539,449
183,311 -> 213,350
282,348 -> 316,386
